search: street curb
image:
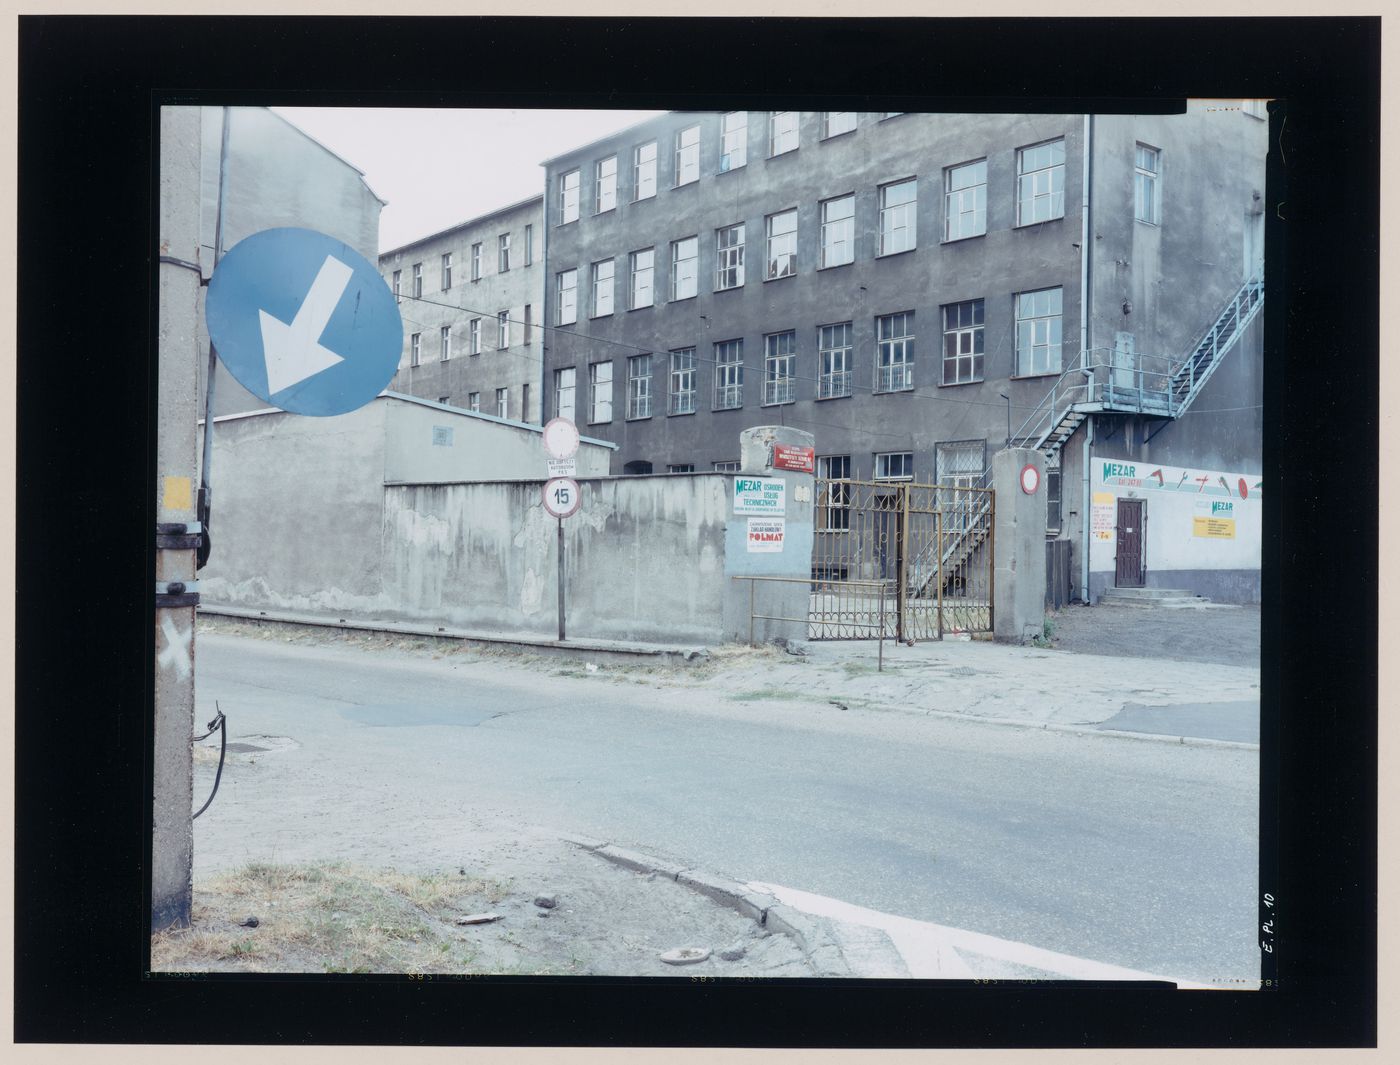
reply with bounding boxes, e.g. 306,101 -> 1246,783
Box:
572,838 -> 908,977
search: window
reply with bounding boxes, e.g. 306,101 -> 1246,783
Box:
716,223 -> 745,290
670,237 -> 698,301
591,259 -> 614,317
524,305 -> 533,343
409,332 -> 421,367
944,159 -> 987,241
595,156 -> 617,214
589,361 -> 613,423
468,392 -> 481,412
876,311 -> 914,392
1017,138 -> 1065,225
629,248 -> 654,309
498,233 -> 511,272
674,125 -> 700,186
440,325 -> 451,361
441,252 -> 453,289
763,331 -> 796,405
941,299 -> 985,385
713,461 -> 742,473
667,463 -> 695,474
817,455 -> 851,530
554,368 -> 576,422
874,452 -> 913,480
818,322 -> 852,398
524,224 -> 534,265
720,112 -> 747,171
1015,287 -> 1063,376
769,111 -> 798,156
822,111 -> 856,138
820,194 -> 855,268
668,348 -> 696,415
469,318 -> 481,355
1135,143 -> 1160,224
392,269 -> 401,301
879,178 -> 917,255
496,388 -> 508,419
633,142 -> 657,201
627,354 -> 652,419
766,209 -> 797,279
559,169 -> 580,223
497,310 -> 509,349
556,269 -> 578,325
470,243 -> 482,281
713,340 -> 744,409
412,263 -> 422,298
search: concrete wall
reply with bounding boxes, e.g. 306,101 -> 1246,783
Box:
380,197 -> 546,422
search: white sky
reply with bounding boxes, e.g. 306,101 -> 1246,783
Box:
271,107 -> 667,253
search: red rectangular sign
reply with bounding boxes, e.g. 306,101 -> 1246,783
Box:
772,445 -> 815,473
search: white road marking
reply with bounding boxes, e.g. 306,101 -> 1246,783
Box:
748,880 -> 1220,988
158,614 -> 192,679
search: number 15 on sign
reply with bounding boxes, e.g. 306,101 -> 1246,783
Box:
543,477 -> 581,519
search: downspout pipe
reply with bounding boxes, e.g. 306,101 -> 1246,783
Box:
1079,113 -> 1094,602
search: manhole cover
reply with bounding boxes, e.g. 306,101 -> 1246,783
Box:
224,743 -> 268,754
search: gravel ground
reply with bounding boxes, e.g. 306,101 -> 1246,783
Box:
1043,603 -> 1261,668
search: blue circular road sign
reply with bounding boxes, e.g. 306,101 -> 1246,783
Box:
206,227 -> 403,417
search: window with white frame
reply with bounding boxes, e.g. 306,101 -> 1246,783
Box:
468,392 -> 480,412
595,155 -> 617,214
524,224 -> 534,265
713,460 -> 741,473
1017,139 -> 1065,225
818,322 -> 852,399
766,209 -> 797,279
944,159 -> 987,241
630,248 -> 654,309
876,311 -> 914,392
667,463 -> 695,474
412,263 -> 422,298
441,252 -> 453,289
669,348 -> 696,415
559,169 -> 580,223
720,111 -> 747,171
1135,143 -> 1160,224
497,310 -> 509,349
670,237 -> 698,301
716,223 -> 745,290
498,232 -> 511,272
556,269 -> 578,325
769,111 -> 798,156
554,367 -> 576,421
941,299 -> 984,385
589,361 -> 613,423
627,354 -> 652,419
470,243 -> 482,281
391,269 -> 401,301
591,259 -> 614,317
410,332 -> 421,367
879,178 -> 917,255
820,194 -> 855,268
816,455 -> 851,530
763,331 -> 796,405
1015,287 -> 1063,376
440,325 -> 451,361
674,125 -> 700,186
713,339 -> 744,409
469,318 -> 481,355
633,141 -> 657,201
874,452 -> 913,480
496,388 -> 508,418
823,111 -> 856,138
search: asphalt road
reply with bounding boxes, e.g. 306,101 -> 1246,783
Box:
194,632 -> 1260,986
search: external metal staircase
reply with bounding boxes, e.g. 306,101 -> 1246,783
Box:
910,277 -> 1264,598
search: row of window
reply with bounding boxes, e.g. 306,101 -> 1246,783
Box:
556,111 -> 910,224
388,223 -> 537,300
435,385 -> 532,422
551,288 -> 1063,423
405,306 -> 536,365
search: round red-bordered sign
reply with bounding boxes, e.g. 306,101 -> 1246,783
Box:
542,477 -> 582,519
1019,464 -> 1041,495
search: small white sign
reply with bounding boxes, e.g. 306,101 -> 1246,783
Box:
733,476 -> 785,515
746,517 -> 785,552
542,477 -> 581,519
546,456 -> 577,478
542,417 -> 580,460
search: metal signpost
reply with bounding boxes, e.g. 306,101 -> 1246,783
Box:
541,419 -> 582,640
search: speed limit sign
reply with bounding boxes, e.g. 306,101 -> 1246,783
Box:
542,477 -> 581,519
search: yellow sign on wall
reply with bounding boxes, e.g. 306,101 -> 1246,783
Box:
1192,516 -> 1236,539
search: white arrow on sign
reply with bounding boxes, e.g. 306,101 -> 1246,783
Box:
258,254 -> 353,395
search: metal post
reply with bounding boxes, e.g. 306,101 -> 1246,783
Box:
936,510 -> 944,640
557,516 -> 565,641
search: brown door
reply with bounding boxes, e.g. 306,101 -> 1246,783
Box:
1115,498 -> 1145,587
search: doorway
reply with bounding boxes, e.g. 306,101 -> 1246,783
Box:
1115,498 -> 1145,587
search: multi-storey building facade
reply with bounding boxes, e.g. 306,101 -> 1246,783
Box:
380,195 -> 544,423
540,107 -> 1267,602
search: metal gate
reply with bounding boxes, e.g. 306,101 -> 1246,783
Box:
811,478 -> 995,640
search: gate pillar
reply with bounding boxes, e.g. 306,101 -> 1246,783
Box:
992,448 -> 1048,644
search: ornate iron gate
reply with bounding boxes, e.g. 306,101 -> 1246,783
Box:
811,478 -> 995,640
